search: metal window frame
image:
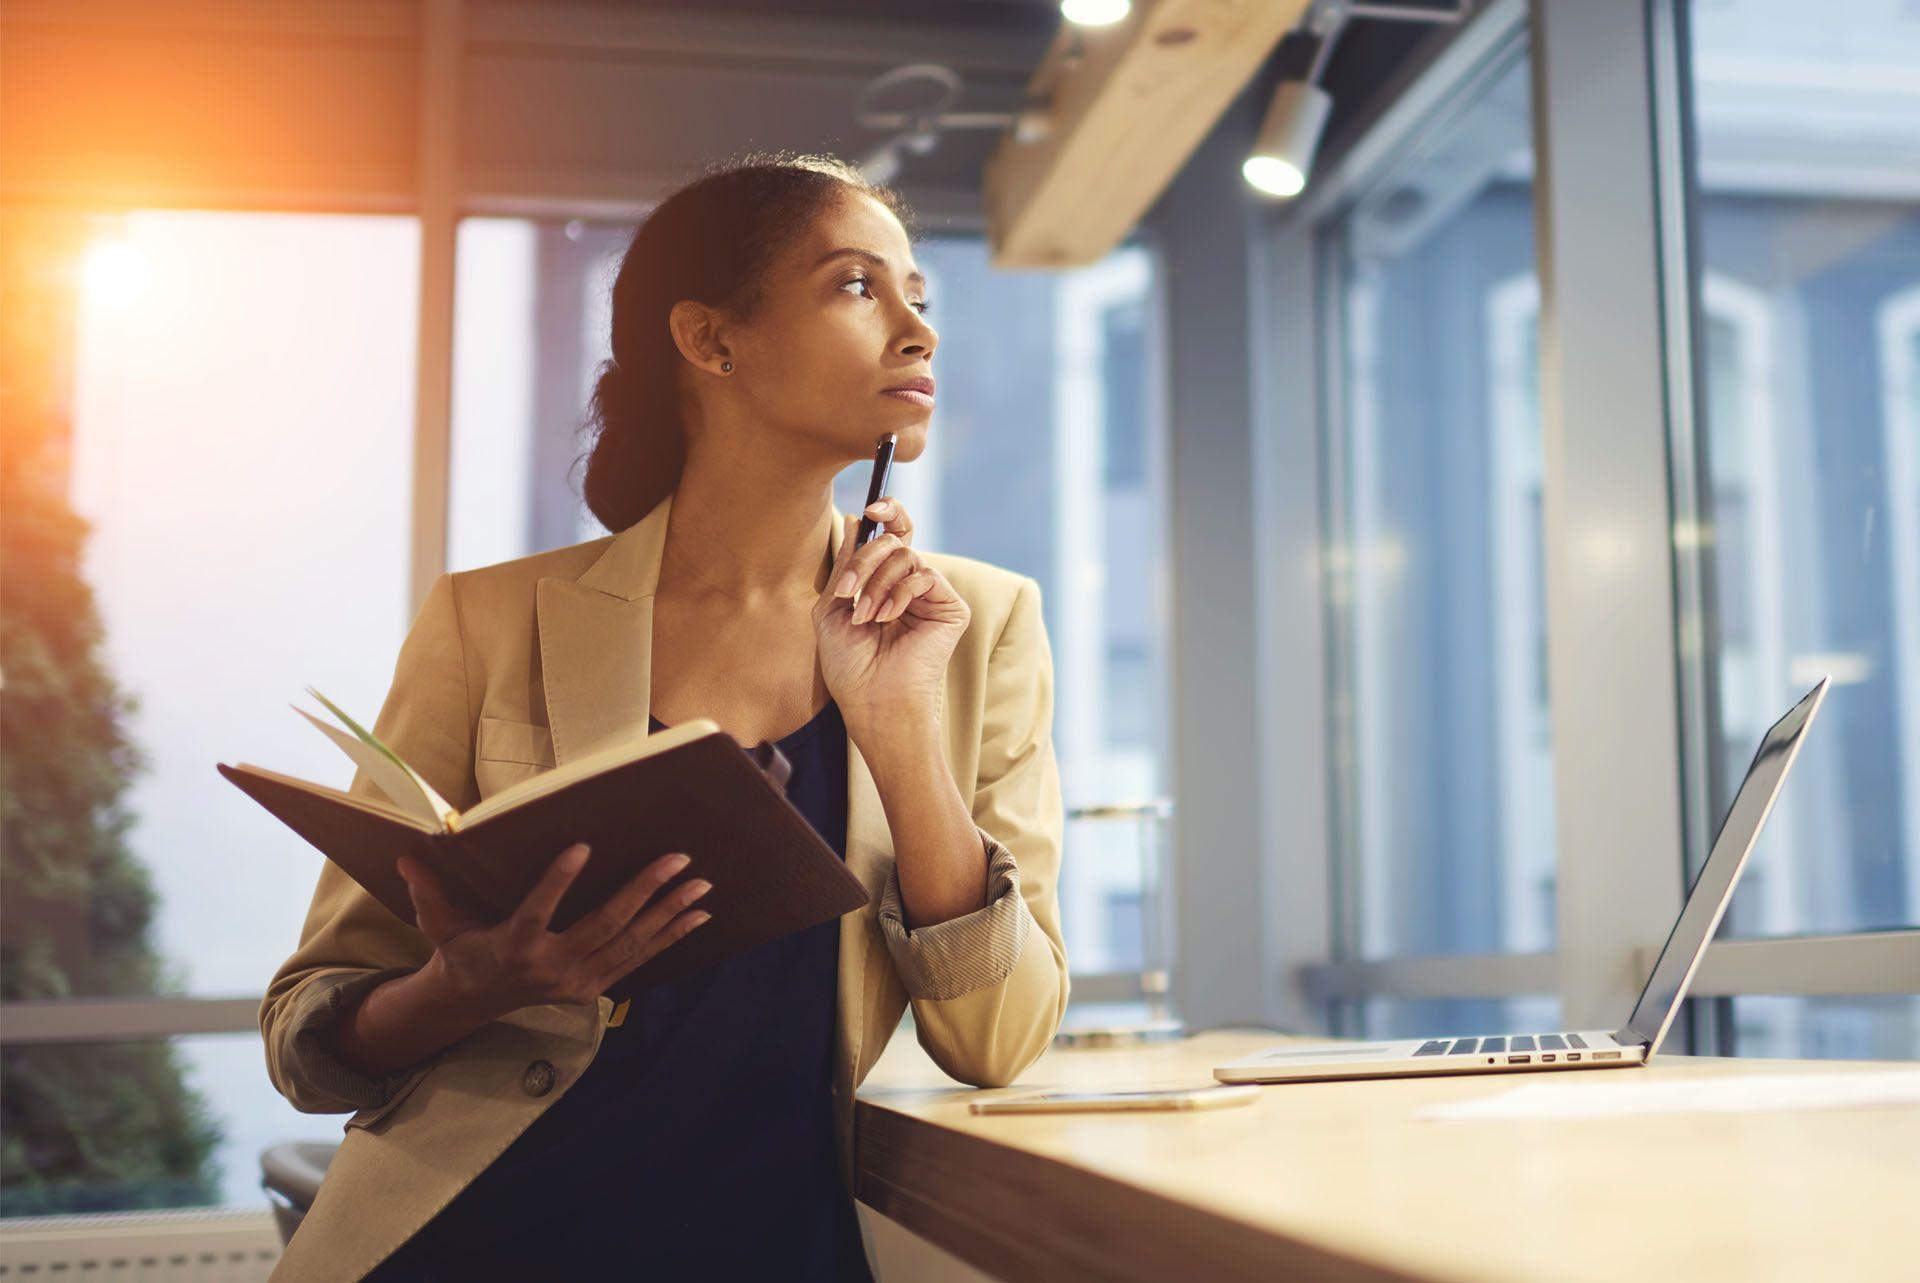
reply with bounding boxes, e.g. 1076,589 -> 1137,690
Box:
1262,0 -> 1920,1039
0,969 -> 1161,1046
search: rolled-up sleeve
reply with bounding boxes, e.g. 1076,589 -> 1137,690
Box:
276,965 -> 434,1111
881,574 -> 1070,1088
877,831 -> 1028,1001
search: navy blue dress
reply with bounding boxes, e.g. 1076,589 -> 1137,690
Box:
363,699 -> 872,1282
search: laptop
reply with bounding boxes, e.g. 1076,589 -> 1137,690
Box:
1214,676 -> 1831,1085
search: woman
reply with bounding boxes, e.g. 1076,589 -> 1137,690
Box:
258,152 -> 1069,1283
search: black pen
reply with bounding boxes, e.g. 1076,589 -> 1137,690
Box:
855,433 -> 898,548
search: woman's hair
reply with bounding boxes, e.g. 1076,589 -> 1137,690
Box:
575,150 -> 922,533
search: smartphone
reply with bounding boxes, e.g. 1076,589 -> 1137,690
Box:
968,1084 -> 1259,1114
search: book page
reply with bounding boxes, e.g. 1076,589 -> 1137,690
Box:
223,762 -> 439,833
453,716 -> 726,830
299,685 -> 457,829
293,705 -> 446,830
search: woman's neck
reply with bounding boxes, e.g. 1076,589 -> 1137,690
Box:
657,449 -> 843,605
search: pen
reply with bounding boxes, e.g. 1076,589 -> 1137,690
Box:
855,432 -> 898,548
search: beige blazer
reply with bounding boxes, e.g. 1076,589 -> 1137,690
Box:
259,489 -> 1069,1282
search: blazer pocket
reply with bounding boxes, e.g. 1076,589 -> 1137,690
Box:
476,716 -> 557,766
474,716 -> 556,798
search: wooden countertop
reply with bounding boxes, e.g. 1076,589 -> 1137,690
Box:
853,1026 -> 1920,1283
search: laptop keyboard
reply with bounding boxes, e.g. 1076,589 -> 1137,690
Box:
1414,1032 -> 1591,1058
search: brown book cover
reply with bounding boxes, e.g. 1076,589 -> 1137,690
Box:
217,722 -> 870,995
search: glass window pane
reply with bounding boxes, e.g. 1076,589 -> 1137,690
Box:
448,216 -> 631,567
1683,1 -> 1920,937
1348,996 -> 1562,1042
1,1034 -> 345,1217
1723,995 -> 1920,1060
6,209 -> 420,1001
447,219 -> 1171,984
1326,49 -> 1557,960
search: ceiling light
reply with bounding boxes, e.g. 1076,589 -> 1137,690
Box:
1243,0 -> 1471,201
1245,81 -> 1333,198
1061,0 -> 1131,26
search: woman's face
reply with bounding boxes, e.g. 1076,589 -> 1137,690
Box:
696,191 -> 938,465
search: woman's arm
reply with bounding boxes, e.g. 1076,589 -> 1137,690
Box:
323,953 -> 499,1079
870,575 -> 1071,1086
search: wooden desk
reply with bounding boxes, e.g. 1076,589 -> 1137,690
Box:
853,1027 -> 1918,1283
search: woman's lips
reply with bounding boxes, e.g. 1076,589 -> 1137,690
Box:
883,388 -> 935,409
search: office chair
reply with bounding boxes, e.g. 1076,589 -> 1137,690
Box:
259,1140 -> 340,1246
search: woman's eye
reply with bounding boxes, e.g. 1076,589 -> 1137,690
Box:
842,275 -> 932,317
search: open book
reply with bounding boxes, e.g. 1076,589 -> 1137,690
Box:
219,687 -> 870,995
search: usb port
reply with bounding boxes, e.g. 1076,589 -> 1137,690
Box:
1509,1054 -> 1531,1064
1595,1050 -> 1621,1060
1542,1053 -> 1556,1062
1568,1053 -> 1581,1061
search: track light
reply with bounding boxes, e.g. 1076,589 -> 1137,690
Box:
1245,81 -> 1333,198
1061,0 -> 1130,26
1243,0 -> 1470,200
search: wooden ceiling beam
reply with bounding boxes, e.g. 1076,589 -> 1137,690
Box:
982,0 -> 1310,268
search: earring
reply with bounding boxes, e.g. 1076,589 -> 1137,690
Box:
721,361 -> 732,373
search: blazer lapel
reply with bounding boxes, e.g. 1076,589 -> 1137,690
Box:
534,490 -> 895,1095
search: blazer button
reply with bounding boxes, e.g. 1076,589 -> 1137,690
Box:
521,1059 -> 556,1097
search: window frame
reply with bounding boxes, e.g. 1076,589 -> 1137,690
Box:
1272,0 -> 1920,1044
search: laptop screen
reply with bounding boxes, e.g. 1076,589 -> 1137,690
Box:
1619,678 -> 1829,1055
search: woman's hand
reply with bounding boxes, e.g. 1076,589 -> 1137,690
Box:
396,843 -> 713,1022
813,496 -> 971,736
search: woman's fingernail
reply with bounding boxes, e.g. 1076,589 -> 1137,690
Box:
866,500 -> 887,515
836,570 -> 857,597
853,595 -> 873,623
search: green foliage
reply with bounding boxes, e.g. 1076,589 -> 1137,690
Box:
1,213 -> 223,1215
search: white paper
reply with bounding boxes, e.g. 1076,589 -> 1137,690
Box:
290,704 -> 437,825
1417,1069 -> 1920,1122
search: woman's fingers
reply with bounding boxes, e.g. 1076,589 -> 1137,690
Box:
583,878 -> 715,988
507,842 -> 592,941
874,564 -> 937,623
399,855 -> 451,937
862,496 -> 912,545
828,497 -> 914,602
560,851 -> 699,955
851,545 -> 925,624
835,531 -> 905,606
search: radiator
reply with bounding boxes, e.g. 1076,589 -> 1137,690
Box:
0,1208 -> 282,1282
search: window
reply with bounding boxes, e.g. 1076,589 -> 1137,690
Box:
1722,996 -> 1920,1061
448,216 -> 631,569
1670,0 -> 1920,1059
61,209 -> 421,998
3,1034 -> 345,1215
1323,48 -> 1559,973
1344,997 -> 1561,1043
1678,1 -> 1920,938
4,208 -> 421,1214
